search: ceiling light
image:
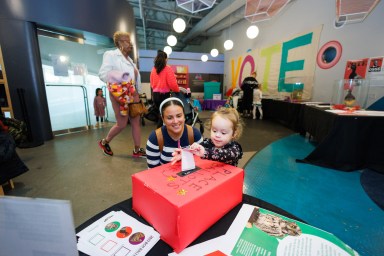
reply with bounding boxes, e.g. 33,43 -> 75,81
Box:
246,25 -> 259,39
224,40 -> 234,50
201,54 -> 208,62
173,18 -> 186,33
164,46 -> 172,55
210,48 -> 219,57
59,55 -> 68,62
167,35 -> 177,46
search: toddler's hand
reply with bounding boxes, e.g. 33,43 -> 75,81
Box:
189,143 -> 205,157
171,148 -> 182,165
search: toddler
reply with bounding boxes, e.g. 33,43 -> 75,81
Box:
93,88 -> 106,127
252,84 -> 263,120
172,107 -> 243,166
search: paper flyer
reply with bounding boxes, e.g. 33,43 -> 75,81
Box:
168,236 -> 227,256
367,57 -> 383,74
77,210 -> 160,256
223,204 -> 359,256
181,148 -> 196,171
170,204 -> 359,256
343,59 -> 368,80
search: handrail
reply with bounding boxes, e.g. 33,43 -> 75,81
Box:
101,85 -> 109,121
45,84 -> 91,127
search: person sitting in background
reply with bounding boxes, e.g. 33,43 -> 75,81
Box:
146,97 -> 203,169
150,50 -> 180,128
0,109 -> 29,191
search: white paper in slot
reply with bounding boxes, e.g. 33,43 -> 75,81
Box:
181,149 -> 195,171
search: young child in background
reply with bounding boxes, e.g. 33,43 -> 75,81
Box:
252,84 -> 263,120
172,107 -> 243,166
224,96 -> 233,108
93,88 -> 106,127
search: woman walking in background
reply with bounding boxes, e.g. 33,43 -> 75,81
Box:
98,31 -> 146,158
93,88 -> 106,127
150,50 -> 180,128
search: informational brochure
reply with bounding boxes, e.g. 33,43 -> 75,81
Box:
223,204 -> 359,256
168,236 -> 227,256
77,210 -> 160,256
170,204 -> 359,256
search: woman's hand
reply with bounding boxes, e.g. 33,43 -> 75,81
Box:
171,148 -> 182,165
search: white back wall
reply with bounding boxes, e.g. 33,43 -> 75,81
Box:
195,0 -> 384,103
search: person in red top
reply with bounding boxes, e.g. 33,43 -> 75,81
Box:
150,50 -> 180,127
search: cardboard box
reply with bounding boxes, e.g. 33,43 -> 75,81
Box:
204,81 -> 221,99
132,157 -> 244,253
213,94 -> 222,100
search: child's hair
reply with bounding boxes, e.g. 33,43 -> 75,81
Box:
95,88 -> 102,96
205,107 -> 244,140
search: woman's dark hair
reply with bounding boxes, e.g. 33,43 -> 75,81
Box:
160,98 -> 185,117
154,50 -> 168,74
95,88 -> 102,96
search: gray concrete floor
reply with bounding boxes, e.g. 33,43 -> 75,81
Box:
5,111 -> 293,227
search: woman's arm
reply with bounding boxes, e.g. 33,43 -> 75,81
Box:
93,97 -> 97,112
146,132 -> 161,168
135,66 -> 142,94
99,51 -> 115,83
150,68 -> 157,91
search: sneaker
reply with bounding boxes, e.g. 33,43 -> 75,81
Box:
98,140 -> 113,156
133,148 -> 146,158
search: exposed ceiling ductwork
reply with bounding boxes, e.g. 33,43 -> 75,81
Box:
181,0 -> 246,43
127,0 -> 379,51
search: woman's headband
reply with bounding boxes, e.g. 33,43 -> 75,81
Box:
159,97 -> 184,116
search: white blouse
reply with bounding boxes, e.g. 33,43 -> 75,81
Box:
98,48 -> 142,93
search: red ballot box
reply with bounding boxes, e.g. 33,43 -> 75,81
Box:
132,157 -> 244,253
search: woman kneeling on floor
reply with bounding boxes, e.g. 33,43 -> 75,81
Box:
146,97 -> 203,168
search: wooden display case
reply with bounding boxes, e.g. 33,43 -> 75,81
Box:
0,46 -> 13,117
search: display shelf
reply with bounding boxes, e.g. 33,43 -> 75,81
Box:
0,46 -> 13,117
175,73 -> 188,86
171,65 -> 189,88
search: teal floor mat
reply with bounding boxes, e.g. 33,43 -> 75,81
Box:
243,134 -> 384,256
